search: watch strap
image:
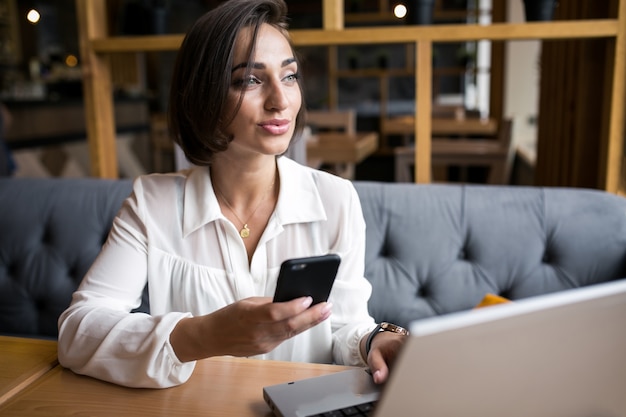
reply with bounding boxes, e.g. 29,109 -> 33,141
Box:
365,322 -> 409,357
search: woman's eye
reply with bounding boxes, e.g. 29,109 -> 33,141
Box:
233,76 -> 260,88
283,73 -> 300,83
246,76 -> 260,85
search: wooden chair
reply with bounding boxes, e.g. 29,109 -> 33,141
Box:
305,109 -> 363,179
394,118 -> 514,184
306,109 -> 356,136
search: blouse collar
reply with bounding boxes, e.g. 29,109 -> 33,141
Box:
182,157 -> 327,237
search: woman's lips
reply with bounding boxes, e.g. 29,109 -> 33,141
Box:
259,119 -> 290,135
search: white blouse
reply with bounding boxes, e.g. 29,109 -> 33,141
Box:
58,157 -> 376,388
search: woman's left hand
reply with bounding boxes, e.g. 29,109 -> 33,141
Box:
365,331 -> 407,384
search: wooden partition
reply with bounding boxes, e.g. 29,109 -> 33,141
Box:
534,0 -> 626,192
77,0 -> 626,194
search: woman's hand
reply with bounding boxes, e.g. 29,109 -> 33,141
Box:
170,296 -> 332,362
363,331 -> 407,384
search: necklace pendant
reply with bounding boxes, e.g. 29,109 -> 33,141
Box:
240,224 -> 250,238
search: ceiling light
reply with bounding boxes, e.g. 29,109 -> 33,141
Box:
27,9 -> 40,24
394,4 -> 407,19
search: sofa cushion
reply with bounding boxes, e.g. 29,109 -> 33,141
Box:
354,182 -> 626,329
0,178 -> 134,337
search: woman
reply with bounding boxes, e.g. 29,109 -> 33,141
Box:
58,0 -> 406,389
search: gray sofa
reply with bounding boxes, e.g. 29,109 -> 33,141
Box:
1,177 -> 626,338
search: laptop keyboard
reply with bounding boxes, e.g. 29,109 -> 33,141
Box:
307,400 -> 378,416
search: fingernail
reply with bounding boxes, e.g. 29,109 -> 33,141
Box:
302,296 -> 313,307
321,302 -> 333,315
373,370 -> 384,384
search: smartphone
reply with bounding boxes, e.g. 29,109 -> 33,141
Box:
273,254 -> 341,305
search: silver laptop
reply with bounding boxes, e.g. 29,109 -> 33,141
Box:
263,279 -> 626,417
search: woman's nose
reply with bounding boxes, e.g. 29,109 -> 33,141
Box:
265,81 -> 289,111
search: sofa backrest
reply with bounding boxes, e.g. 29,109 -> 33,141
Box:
354,181 -> 626,329
2,178 -> 626,338
0,178 -> 135,337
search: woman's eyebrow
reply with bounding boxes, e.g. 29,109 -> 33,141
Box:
231,57 -> 297,72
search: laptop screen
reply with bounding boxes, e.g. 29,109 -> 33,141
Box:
374,280 -> 626,417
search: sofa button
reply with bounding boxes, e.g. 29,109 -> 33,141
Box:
417,286 -> 428,297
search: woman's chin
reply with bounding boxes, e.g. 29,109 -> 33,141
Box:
266,138 -> 294,156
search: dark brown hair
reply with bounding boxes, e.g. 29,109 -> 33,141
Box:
168,0 -> 306,166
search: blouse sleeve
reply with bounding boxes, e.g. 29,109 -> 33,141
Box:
57,178 -> 195,388
326,181 -> 377,366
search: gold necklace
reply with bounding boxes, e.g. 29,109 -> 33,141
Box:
214,176 -> 276,239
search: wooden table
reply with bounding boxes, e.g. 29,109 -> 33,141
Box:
381,116 -> 499,137
0,336 -> 58,406
306,131 -> 379,179
306,132 -> 379,164
0,337 -> 353,417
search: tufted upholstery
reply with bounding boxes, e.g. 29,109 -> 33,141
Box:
1,178 -> 625,338
0,178 -> 135,337
354,182 -> 626,329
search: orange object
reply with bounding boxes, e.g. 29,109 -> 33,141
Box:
474,293 -> 511,309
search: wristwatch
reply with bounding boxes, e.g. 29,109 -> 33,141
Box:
365,322 -> 409,356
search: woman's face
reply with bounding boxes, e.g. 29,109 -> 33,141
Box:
224,23 -> 302,158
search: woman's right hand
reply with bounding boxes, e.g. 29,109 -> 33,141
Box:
170,296 -> 333,362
